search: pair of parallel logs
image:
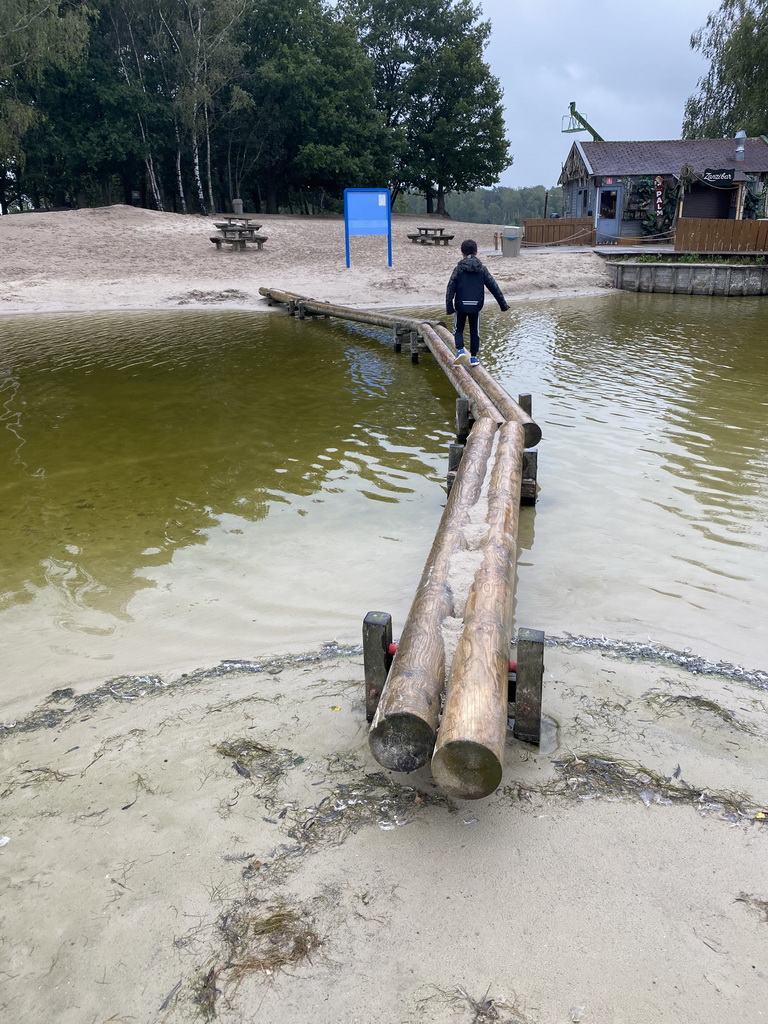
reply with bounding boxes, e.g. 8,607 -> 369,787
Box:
258,287 -> 544,800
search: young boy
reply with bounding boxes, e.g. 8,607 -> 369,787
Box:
445,239 -> 509,366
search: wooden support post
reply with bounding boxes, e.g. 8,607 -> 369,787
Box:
446,442 -> 465,494
521,449 -> 538,506
448,443 -> 464,473
369,417 -> 499,773
431,420 -> 525,800
393,326 -> 403,353
455,397 -> 473,443
363,611 -> 393,723
287,300 -> 297,316
410,331 -> 420,364
513,627 -> 544,745
518,393 -> 532,416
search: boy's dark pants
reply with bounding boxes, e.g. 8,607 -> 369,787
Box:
454,311 -> 481,357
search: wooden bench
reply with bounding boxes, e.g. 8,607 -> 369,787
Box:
210,234 -> 268,251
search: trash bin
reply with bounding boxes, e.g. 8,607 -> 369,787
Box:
232,197 -> 244,215
501,225 -> 522,257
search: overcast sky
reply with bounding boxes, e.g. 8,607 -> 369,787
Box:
480,0 -> 718,188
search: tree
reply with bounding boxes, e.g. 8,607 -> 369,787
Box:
406,32 -> 510,214
683,0 -> 768,138
234,0 -> 389,213
342,0 -> 511,208
0,0 -> 90,211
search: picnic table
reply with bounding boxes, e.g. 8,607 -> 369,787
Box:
407,225 -> 455,246
210,217 -> 267,252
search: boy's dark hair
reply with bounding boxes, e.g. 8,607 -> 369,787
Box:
460,239 -> 478,256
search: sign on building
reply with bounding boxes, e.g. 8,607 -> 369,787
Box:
702,169 -> 736,184
654,175 -> 664,217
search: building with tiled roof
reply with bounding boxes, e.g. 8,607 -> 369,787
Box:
558,137 -> 768,244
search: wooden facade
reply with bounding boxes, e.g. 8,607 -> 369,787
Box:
556,138 -> 768,251
674,217 -> 768,253
523,217 -> 595,246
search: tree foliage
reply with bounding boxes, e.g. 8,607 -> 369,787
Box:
683,0 -> 768,138
0,0 -> 90,188
343,0 -> 511,210
3,0 -> 514,215
407,185 -> 563,224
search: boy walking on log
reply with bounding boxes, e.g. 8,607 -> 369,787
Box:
446,239 -> 509,366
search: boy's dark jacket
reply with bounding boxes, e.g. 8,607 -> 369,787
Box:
446,255 -> 509,315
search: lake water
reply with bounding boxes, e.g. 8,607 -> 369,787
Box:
2,293 -> 767,715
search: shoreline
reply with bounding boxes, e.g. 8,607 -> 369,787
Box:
0,204 -> 615,317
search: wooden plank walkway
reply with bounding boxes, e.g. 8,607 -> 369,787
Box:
258,287 -> 544,800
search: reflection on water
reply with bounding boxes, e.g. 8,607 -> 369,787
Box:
0,310 -> 456,708
479,292 -> 768,668
2,293 -> 768,712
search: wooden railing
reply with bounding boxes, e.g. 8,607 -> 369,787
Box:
675,217 -> 768,253
523,217 -> 595,246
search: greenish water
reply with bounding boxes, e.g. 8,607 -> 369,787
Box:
2,295 -> 767,714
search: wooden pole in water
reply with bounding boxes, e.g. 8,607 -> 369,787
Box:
431,420 -> 525,799
369,416 -> 499,772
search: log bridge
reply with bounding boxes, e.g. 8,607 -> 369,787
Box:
259,286 -> 545,801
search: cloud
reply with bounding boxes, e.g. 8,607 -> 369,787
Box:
480,0 -> 714,185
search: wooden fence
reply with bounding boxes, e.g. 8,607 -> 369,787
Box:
522,217 -> 595,247
675,217 -> 768,253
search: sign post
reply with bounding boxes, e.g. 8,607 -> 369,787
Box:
343,188 -> 392,268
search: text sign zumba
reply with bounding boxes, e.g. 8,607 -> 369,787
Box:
344,188 -> 392,268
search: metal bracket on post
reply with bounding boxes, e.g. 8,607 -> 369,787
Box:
363,611 -> 394,722
513,627 -> 544,745
393,326 -> 409,353
409,331 -> 420,364
518,393 -> 532,416
447,442 -> 465,493
521,449 -> 538,505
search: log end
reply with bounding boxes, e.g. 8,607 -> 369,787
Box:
369,713 -> 436,773
431,740 -> 503,800
523,422 -> 542,448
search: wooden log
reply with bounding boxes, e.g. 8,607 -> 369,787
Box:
513,627 -> 544,745
431,420 -> 525,800
363,611 -> 393,722
431,323 -> 542,447
418,323 -> 504,423
369,416 -> 499,772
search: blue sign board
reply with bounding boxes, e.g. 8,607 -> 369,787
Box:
343,188 -> 392,268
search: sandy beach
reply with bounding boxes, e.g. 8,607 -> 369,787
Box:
0,204 -> 613,315
2,206 -> 768,1024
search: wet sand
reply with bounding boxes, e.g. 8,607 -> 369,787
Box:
2,641 -> 768,1023
2,206 -> 767,1023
